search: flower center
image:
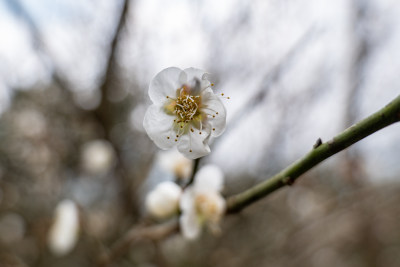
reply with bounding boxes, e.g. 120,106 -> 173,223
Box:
195,194 -> 219,221
174,91 -> 201,124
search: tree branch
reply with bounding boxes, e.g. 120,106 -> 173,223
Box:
183,158 -> 201,189
226,94 -> 400,213
98,219 -> 179,267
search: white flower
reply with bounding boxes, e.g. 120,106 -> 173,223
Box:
143,67 -> 226,159
158,148 -> 193,181
48,199 -> 80,256
145,181 -> 182,219
179,164 -> 226,240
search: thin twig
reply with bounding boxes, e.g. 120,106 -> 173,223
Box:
226,94 -> 400,213
183,158 -> 201,189
98,219 -> 179,267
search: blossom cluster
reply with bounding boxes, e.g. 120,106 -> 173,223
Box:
145,164 -> 226,240
143,67 -> 228,239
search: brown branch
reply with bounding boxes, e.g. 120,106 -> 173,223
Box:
98,219 -> 179,267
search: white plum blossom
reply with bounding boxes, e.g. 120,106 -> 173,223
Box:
143,67 -> 227,159
157,148 -> 193,181
48,199 -> 80,256
179,164 -> 226,240
145,181 -> 182,219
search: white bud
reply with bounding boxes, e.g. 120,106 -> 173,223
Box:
48,199 -> 79,256
145,181 -> 182,219
158,149 -> 193,180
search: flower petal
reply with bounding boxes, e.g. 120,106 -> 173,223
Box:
179,188 -> 201,239
149,67 -> 187,104
180,210 -> 201,240
177,126 -> 211,159
145,181 -> 181,219
183,67 -> 208,82
180,187 -> 194,211
143,104 -> 176,150
194,164 -> 224,192
201,88 -> 227,137
183,68 -> 211,94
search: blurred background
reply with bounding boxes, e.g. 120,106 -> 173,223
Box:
0,0 -> 400,266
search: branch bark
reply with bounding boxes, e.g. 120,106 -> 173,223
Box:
226,94 -> 400,213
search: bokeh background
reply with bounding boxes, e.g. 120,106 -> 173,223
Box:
0,0 -> 400,266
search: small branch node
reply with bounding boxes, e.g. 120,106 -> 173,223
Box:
327,139 -> 335,147
313,138 -> 323,149
282,176 -> 294,186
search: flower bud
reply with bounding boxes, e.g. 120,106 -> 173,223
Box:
145,181 -> 182,219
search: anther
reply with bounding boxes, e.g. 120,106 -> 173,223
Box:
216,112 -> 219,115
212,128 -> 215,131
166,96 -> 169,98
190,149 -> 192,152
176,135 -> 179,138
175,139 -> 178,142
219,93 -> 230,100
199,132 -> 202,135
190,129 -> 194,132
167,136 -> 170,139
211,83 -> 214,86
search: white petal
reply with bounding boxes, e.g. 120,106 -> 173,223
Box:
143,104 -> 176,150
180,208 -> 201,240
157,149 -> 193,180
145,181 -> 182,219
180,188 -> 195,212
194,164 -> 224,192
183,67 -> 208,82
212,193 -> 226,217
183,68 -> 211,94
149,67 -> 187,104
179,188 -> 201,239
201,88 -> 226,137
177,126 -> 211,159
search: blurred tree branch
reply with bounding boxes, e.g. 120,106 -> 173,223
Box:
226,94 -> 400,213
90,0 -> 139,216
5,0 -> 73,93
342,0 -> 372,184
94,0 -> 130,134
98,218 -> 179,267
213,27 -> 318,149
7,0 -> 140,219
